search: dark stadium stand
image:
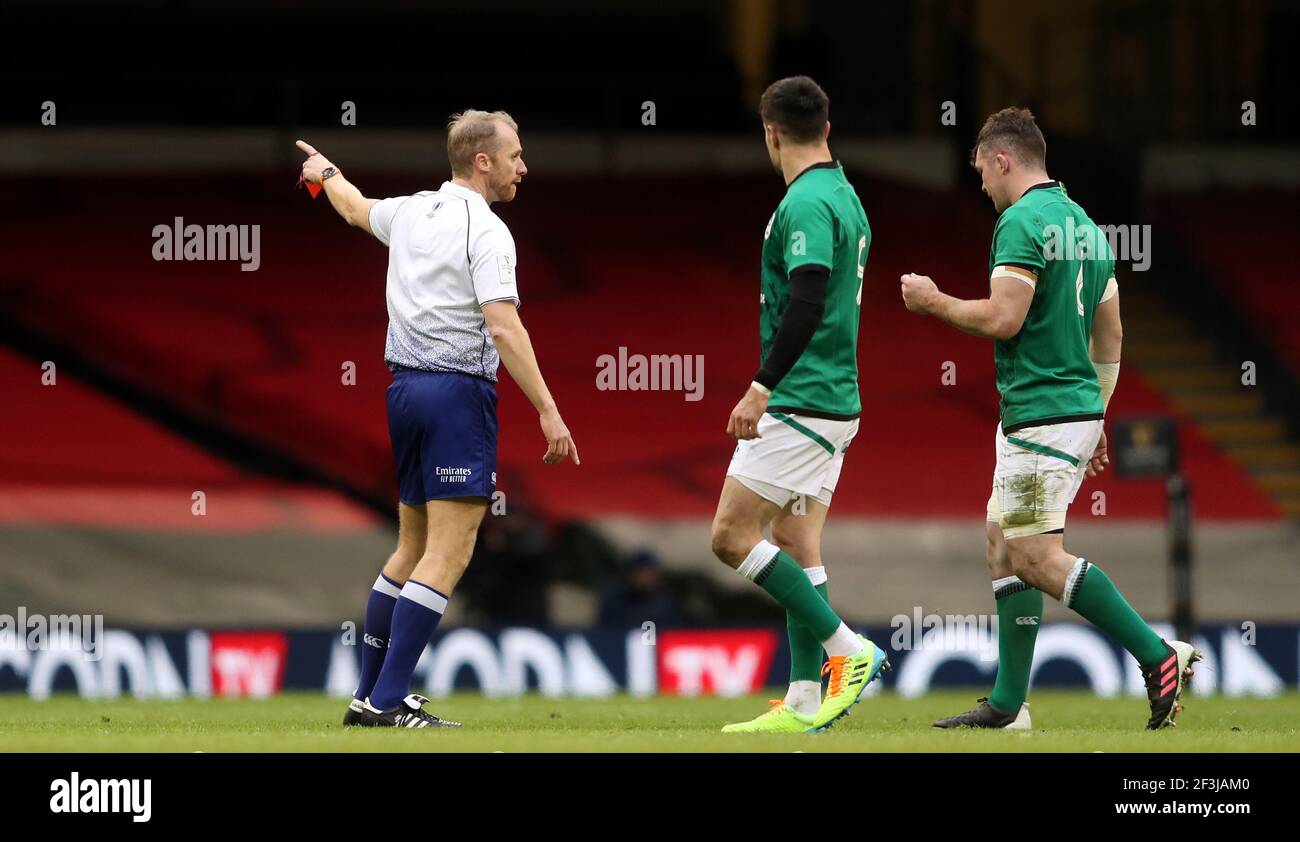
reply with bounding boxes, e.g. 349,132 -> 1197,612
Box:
1155,192 -> 1299,372
0,176 -> 1280,522
1147,191 -> 1300,517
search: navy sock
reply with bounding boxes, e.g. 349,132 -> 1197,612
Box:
367,580 -> 448,711
353,572 -> 402,702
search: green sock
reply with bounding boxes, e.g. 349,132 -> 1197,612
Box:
988,580 -> 1042,713
788,579 -> 829,683
1065,559 -> 1167,665
752,550 -> 842,641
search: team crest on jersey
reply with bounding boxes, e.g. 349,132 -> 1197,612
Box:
764,211 -> 775,240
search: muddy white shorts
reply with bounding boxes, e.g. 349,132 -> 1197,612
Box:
727,412 -> 858,509
985,419 -> 1103,539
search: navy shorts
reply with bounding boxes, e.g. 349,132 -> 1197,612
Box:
387,368 -> 498,504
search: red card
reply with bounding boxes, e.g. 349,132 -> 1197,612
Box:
296,172 -> 323,199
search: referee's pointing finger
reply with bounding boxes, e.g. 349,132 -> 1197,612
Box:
296,139 -> 317,156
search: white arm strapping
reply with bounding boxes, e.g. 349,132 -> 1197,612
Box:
1094,361 -> 1119,412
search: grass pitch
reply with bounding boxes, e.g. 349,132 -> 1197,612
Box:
1,691 -> 1296,752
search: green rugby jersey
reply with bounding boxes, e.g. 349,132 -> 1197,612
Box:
760,161 -> 870,420
989,181 -> 1114,432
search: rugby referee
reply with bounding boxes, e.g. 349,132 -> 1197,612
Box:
297,110 -> 578,728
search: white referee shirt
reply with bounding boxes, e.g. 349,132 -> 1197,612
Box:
369,181 -> 519,381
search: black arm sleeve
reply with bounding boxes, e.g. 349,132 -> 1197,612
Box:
754,264 -> 830,391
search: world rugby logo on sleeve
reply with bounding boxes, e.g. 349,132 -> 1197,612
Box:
497,253 -> 516,285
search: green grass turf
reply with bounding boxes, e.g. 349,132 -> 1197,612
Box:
1,691 -> 1296,752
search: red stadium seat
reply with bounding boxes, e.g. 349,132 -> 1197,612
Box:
0,176 -> 1278,521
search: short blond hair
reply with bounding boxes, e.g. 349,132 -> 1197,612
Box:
447,110 -> 519,176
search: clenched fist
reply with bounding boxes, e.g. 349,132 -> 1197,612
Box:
900,272 -> 938,314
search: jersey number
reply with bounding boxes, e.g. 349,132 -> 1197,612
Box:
856,235 -> 866,305
1075,266 -> 1085,316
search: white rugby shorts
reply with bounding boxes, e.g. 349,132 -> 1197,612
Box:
986,419 -> 1103,539
727,412 -> 858,508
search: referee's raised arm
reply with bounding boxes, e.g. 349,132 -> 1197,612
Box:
296,139 -> 378,234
